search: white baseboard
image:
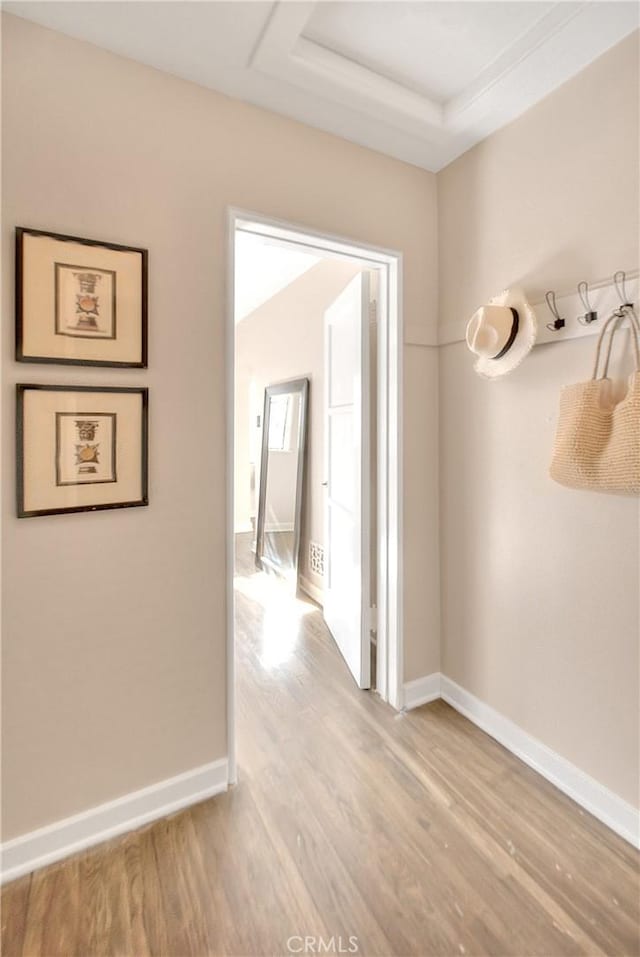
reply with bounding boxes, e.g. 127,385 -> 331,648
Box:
264,522 -> 294,533
299,574 -> 323,606
402,673 -> 639,848
1,758 -> 228,884
440,676 -> 639,849
402,672 -> 442,709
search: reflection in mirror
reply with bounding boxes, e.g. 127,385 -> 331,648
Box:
256,378 -> 309,586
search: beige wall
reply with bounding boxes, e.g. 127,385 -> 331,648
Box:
404,345 -> 441,681
1,13 -> 439,839
235,259 -> 363,590
437,33 -> 640,807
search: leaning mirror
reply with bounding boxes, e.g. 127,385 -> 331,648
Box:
256,378 -> 309,586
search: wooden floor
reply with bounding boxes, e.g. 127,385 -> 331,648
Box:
2,537 -> 639,957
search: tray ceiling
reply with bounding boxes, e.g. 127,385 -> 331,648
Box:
304,2 -> 558,103
5,1 -> 638,171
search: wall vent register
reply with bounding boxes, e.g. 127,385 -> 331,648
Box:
309,541 -> 325,577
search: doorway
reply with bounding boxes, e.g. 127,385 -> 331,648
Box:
227,210 -> 403,783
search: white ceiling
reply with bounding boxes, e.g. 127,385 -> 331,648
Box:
4,1 -> 638,171
234,231 -> 320,323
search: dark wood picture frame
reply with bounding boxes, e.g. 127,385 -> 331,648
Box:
17,384 -> 149,518
16,227 -> 148,368
255,377 -> 309,585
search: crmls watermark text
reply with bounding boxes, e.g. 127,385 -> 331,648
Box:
286,935 -> 360,953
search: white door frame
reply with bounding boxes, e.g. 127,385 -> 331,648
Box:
226,207 -> 403,785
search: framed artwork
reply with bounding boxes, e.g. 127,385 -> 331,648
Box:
17,385 -> 149,518
16,228 -> 148,367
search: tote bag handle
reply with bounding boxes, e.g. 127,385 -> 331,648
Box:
591,305 -> 640,380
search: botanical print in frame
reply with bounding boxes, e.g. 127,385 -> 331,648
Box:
17,385 -> 149,518
16,228 -> 148,367
54,264 -> 117,340
55,413 -> 117,487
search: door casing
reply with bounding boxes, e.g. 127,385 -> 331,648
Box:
226,208 -> 403,785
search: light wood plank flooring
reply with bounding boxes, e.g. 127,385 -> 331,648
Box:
2,536 -> 639,956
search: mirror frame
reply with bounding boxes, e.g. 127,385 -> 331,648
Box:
255,377 -> 309,583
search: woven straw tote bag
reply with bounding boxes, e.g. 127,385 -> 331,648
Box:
550,305 -> 640,492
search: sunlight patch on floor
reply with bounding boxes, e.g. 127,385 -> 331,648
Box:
234,569 -> 316,669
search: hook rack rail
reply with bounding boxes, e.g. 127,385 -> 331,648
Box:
436,269 -> 639,348
533,269 -> 638,346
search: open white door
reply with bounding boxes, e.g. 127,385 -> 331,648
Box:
323,272 -> 371,689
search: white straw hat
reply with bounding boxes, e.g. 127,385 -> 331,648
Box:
466,287 -> 537,379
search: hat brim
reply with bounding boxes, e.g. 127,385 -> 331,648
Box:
473,288 -> 537,379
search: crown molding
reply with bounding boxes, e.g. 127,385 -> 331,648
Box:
444,3 -> 585,126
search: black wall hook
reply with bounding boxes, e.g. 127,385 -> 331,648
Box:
577,281 -> 598,325
545,290 -> 565,331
